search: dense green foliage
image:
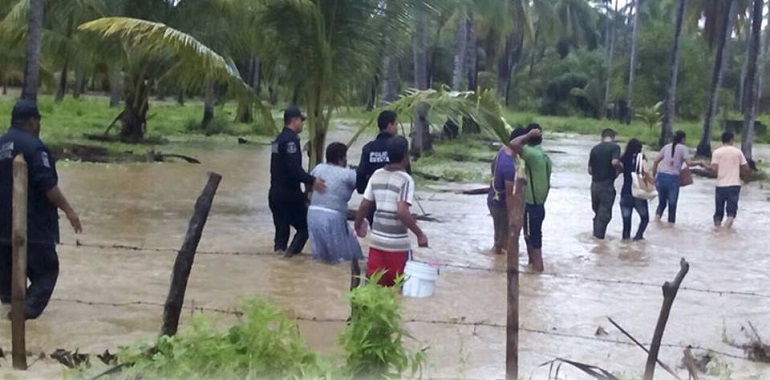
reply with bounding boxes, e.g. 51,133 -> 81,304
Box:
73,278 -> 425,380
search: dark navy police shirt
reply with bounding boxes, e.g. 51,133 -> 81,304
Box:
269,127 -> 315,201
0,127 -> 60,246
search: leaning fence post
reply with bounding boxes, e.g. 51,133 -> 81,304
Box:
160,172 -> 222,337
11,155 -> 28,370
644,258 -> 690,380
505,166 -> 527,380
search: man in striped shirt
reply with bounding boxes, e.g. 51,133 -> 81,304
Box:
355,136 -> 428,286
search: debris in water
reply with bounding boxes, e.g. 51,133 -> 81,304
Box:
595,326 -> 608,337
50,349 -> 89,368
97,350 -> 118,365
724,322 -> 770,363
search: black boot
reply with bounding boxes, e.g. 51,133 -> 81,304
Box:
285,231 -> 308,258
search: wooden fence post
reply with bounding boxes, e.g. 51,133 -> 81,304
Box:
160,172 -> 222,337
644,258 -> 690,380
505,168 -> 527,380
11,155 -> 28,370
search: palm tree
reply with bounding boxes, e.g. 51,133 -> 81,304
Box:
412,4 -> 432,154
79,17 -> 244,142
697,0 -> 736,157
452,8 -> 469,91
20,0 -> 44,101
627,0 -> 641,114
659,0 -> 688,148
740,0 -> 763,162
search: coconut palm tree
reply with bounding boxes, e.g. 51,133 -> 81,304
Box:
697,0 -> 736,157
20,0 -> 43,101
659,0 -> 688,148
740,0 -> 763,162
627,0 -> 640,114
79,16 -> 244,142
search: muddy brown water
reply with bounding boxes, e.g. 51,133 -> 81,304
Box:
1,125 -> 769,379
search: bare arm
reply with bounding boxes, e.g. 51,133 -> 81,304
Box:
510,129 -> 540,156
354,199 -> 373,236
652,155 -> 663,177
46,186 -> 82,233
397,201 -> 428,247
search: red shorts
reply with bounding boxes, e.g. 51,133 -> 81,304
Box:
367,248 -> 409,287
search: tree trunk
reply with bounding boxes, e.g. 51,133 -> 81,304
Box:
627,0 -> 641,113
380,51 -> 399,105
497,34 -> 514,100
698,0 -> 736,157
73,69 -> 85,99
55,60 -> 69,103
234,57 -> 260,123
121,76 -> 150,143
452,12 -> 469,90
108,65 -> 122,108
202,79 -> 215,129
602,0 -> 619,119
659,0 -> 688,148
413,10 -> 432,155
738,2 -> 755,111
21,0 -> 44,102
466,14 -> 478,90
742,0 -> 764,161
366,74 -> 378,111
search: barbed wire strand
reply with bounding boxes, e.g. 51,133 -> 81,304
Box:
62,241 -> 770,300
50,297 -> 755,362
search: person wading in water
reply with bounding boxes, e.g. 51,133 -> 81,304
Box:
356,110 -> 400,226
588,129 -> 623,239
0,100 -> 82,320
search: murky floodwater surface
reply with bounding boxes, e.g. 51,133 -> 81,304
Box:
1,125 -> 769,379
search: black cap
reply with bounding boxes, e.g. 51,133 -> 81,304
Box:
11,100 -> 41,123
283,106 -> 306,124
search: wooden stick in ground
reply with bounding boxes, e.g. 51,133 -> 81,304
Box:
160,172 -> 222,337
644,258 -> 690,380
505,168 -> 527,380
607,317 -> 682,380
350,258 -> 361,290
11,155 -> 28,370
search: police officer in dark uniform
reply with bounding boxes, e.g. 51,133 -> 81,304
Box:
0,100 -> 81,320
269,106 -> 326,258
355,110 -> 400,224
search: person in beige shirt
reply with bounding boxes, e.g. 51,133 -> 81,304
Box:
709,132 -> 750,229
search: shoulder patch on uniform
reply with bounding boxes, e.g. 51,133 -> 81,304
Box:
287,141 -> 298,154
41,151 -> 51,168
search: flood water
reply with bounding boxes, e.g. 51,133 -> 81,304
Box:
1,123 -> 769,379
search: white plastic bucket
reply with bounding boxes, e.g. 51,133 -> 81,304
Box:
402,261 -> 439,298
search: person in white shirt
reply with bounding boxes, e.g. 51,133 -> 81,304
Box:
708,132 -> 750,229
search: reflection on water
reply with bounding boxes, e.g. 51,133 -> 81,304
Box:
1,130 -> 769,379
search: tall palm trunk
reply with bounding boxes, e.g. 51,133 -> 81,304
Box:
108,64 -> 122,107
741,0 -> 764,162
202,79 -> 215,128
698,0 -> 736,157
451,12 -> 468,90
496,34 -> 515,101
73,68 -> 86,99
21,0 -> 44,102
466,14 -> 478,90
627,0 -> 641,113
55,60 -> 69,103
413,9 -> 432,155
738,2 -> 755,110
235,57 -> 261,123
659,0 -> 688,148
602,0 -> 619,119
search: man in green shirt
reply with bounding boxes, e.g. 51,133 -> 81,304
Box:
588,129 -> 623,239
510,124 -> 552,273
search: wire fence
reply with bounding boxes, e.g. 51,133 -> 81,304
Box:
49,296 -> 754,362
63,241 -> 770,300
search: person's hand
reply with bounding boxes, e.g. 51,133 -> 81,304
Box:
528,129 -> 542,139
312,178 -> 327,193
66,210 -> 82,234
417,233 -> 429,248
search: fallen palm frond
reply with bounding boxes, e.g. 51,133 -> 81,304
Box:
534,358 -> 620,380
347,87 -> 511,147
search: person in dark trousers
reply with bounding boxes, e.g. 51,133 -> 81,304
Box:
588,129 -> 623,239
619,138 -> 651,240
356,110 -> 399,225
269,106 -> 326,258
708,132 -> 750,229
0,100 -> 82,320
510,124 -> 552,272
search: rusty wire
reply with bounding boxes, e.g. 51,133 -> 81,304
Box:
62,241 -> 770,300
